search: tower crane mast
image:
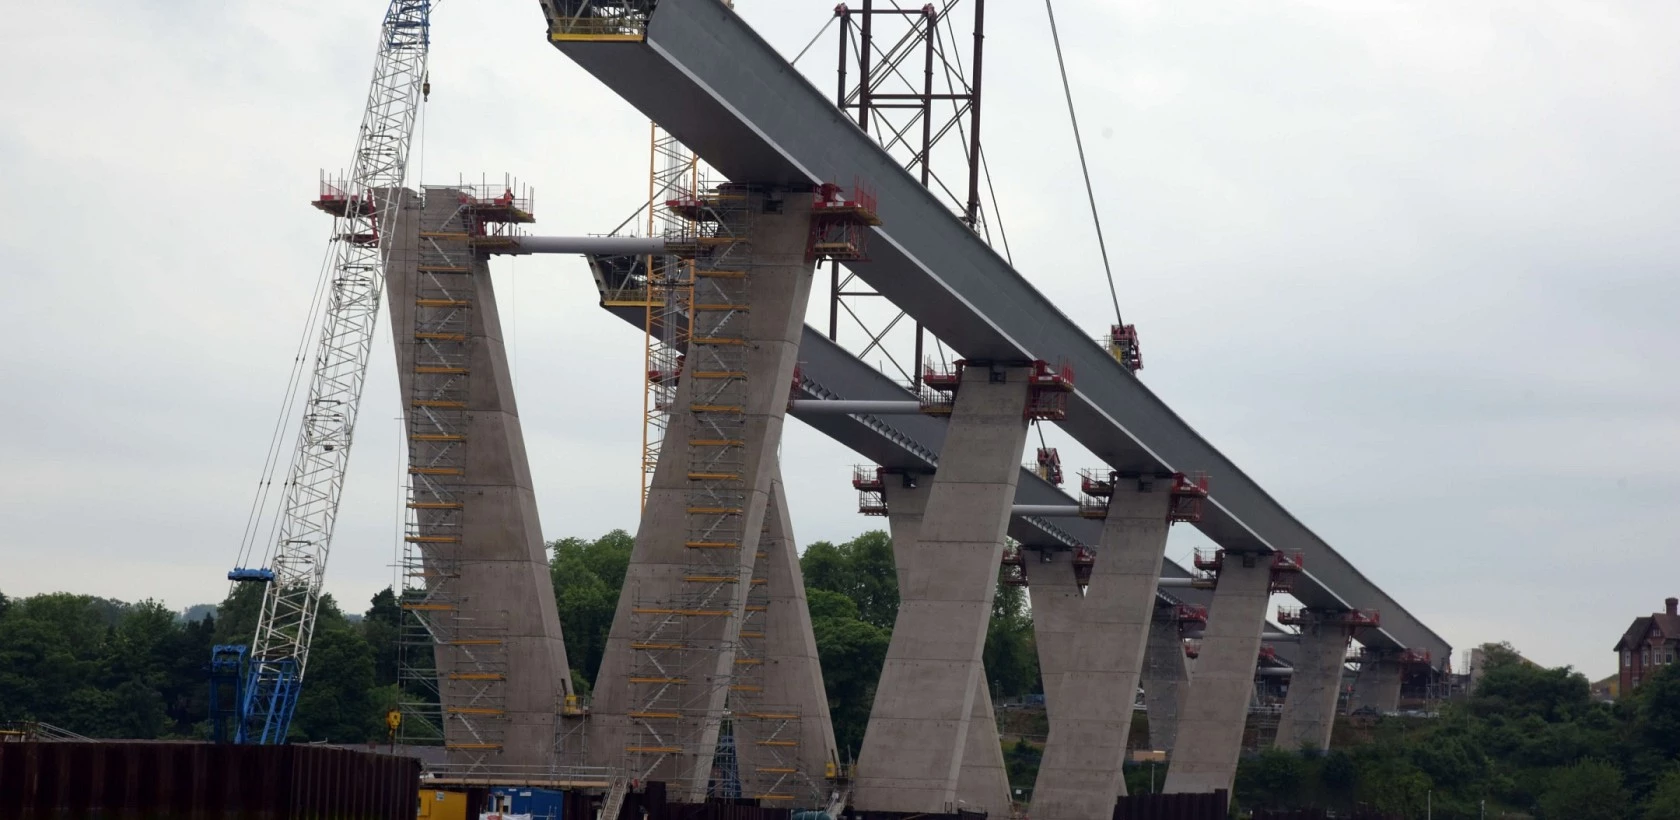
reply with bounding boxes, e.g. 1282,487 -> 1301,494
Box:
216,0 -> 433,745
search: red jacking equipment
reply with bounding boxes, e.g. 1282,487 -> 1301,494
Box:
1107,324 -> 1143,373
311,176 -> 374,218
852,465 -> 885,491
1078,468 -> 1114,518
917,358 -> 1074,419
1080,468 -> 1115,497
1175,604 -> 1208,629
1167,472 -> 1210,523
1398,649 -> 1432,666
1000,545 -> 1029,587
1275,607 -> 1380,635
921,358 -> 963,391
1025,359 -> 1074,421
807,181 -> 883,262
1184,640 -> 1201,660
1034,447 -> 1064,487
1188,548 -> 1303,593
917,358 -> 961,416
853,466 -> 887,516
1072,546 -> 1095,587
1258,644 -> 1278,663
1269,552 -> 1305,594
313,176 -> 380,246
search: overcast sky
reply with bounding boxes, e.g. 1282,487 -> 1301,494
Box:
2,0 -> 1676,680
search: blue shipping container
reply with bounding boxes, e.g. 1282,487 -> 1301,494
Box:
488,785 -> 566,819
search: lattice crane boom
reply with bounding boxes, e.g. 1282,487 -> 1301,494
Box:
219,0 -> 433,745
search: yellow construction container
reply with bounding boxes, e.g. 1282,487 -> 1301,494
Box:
416,789 -> 468,820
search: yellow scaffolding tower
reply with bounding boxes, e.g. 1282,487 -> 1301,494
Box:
624,183 -> 758,791
398,184 -> 533,772
642,123 -> 698,509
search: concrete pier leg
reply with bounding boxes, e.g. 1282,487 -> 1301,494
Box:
1029,485 -> 1173,820
1350,654 -> 1402,713
853,363 -> 1032,814
588,188 -> 816,800
1274,616 -> 1348,751
387,189 -> 573,768
881,476 -> 1012,817
1162,556 -> 1272,795
955,677 -> 1012,816
733,469 -> 840,804
1142,609 -> 1191,755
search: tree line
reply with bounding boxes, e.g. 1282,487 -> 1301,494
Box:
19,533 -> 1680,819
0,528 -> 1041,756
1228,643 -> 1680,819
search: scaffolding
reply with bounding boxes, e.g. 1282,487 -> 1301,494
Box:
396,184 -> 533,772
853,465 -> 888,516
730,517 -> 813,804
1077,468 -> 1114,518
640,124 -> 700,509
621,183 -> 759,796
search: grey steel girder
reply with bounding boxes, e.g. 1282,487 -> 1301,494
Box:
547,0 -> 1447,665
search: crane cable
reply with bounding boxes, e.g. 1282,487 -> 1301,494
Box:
1043,0 -> 1123,329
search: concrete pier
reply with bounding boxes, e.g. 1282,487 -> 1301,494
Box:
588,187 -> 817,800
733,471 -> 840,803
853,363 -> 1032,814
1350,653 -> 1403,713
1030,485 -> 1173,819
1274,614 -> 1348,751
1142,607 -> 1191,755
386,188 -> 573,768
879,475 -> 1012,817
1163,556 -> 1272,795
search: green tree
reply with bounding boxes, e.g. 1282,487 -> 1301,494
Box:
800,531 -> 898,629
1239,748 -> 1307,808
808,610 -> 890,756
985,580 -> 1038,698
550,531 -> 634,688
806,589 -> 860,622
289,597 -> 378,743
362,587 -> 401,688
1639,664 -> 1680,759
1473,659 -> 1591,723
1355,754 -> 1432,816
1538,758 -> 1629,820
1642,768 -> 1680,820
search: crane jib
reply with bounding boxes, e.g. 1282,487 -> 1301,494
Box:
211,0 -> 432,746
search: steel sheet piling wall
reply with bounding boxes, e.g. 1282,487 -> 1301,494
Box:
0,742 -> 419,820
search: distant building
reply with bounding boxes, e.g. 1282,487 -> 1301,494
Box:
1614,597 -> 1680,695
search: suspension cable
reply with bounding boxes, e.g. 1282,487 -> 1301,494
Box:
1043,0 -> 1123,329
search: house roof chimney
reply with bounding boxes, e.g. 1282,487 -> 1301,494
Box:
1667,597 -> 1677,616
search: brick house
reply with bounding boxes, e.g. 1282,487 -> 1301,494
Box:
1614,597 -> 1680,694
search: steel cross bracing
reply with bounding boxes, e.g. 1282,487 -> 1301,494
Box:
826,0 -> 993,393
236,0 -> 431,745
545,0 -> 1449,665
